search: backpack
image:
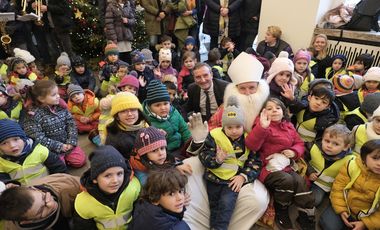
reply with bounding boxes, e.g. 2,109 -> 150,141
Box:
340,0 -> 380,32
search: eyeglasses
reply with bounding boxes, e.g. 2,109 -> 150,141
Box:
25,187 -> 57,222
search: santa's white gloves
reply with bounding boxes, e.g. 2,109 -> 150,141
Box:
187,113 -> 208,143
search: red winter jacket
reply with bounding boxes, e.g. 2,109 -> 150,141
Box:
245,117 -> 304,182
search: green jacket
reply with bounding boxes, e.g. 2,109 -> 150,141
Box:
143,102 -> 191,151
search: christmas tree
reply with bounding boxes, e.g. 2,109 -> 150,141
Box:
132,5 -> 149,50
69,0 -> 105,59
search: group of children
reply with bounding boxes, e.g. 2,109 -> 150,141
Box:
0,31 -> 379,230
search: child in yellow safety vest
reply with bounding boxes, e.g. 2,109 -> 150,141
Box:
319,139 -> 380,230
352,105 -> 380,155
130,168 -> 191,230
0,84 -> 22,121
0,119 -> 67,185
73,145 -> 141,229
67,84 -> 100,133
357,67 -> 380,103
306,124 -> 355,207
199,95 -> 261,230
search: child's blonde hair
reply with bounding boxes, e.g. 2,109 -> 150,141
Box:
323,124 -> 352,146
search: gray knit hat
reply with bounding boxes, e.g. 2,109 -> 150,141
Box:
361,92 -> 380,115
222,95 -> 244,127
89,145 -> 127,180
56,52 -> 71,67
146,80 -> 170,105
141,48 -> 153,62
67,84 -> 84,98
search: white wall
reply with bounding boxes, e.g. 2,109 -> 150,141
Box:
257,0 -> 344,53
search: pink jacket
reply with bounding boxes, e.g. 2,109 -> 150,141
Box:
245,117 -> 305,182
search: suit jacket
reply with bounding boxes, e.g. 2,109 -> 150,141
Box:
185,78 -> 229,115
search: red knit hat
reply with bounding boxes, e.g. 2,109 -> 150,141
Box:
118,75 -> 140,90
333,74 -> 354,94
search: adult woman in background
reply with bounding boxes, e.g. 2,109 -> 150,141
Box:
256,25 -> 293,58
310,34 -> 332,78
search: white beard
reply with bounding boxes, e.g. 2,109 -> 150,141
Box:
223,79 -> 270,132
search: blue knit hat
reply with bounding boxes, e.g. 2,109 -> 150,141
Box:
331,54 -> 347,66
0,119 -> 27,143
146,80 -> 170,105
131,50 -> 145,65
185,36 -> 196,46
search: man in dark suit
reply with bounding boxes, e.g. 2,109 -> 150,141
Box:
186,63 -> 229,121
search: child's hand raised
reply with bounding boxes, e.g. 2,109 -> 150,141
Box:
229,175 -> 245,192
176,163 -> 192,175
260,109 -> 271,128
216,146 -> 228,163
280,84 -> 295,101
138,76 -> 147,87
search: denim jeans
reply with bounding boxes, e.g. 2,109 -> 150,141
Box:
206,181 -> 238,230
319,204 -> 350,230
311,183 -> 327,207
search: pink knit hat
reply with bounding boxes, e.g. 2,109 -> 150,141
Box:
118,75 -> 140,90
293,49 -> 311,64
267,51 -> 296,85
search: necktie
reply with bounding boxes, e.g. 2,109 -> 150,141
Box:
205,90 -> 211,121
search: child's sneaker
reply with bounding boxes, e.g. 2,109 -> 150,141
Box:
296,210 -> 316,230
274,202 -> 293,229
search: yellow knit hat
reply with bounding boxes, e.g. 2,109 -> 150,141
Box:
110,92 -> 142,116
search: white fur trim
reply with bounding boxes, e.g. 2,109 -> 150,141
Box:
227,52 -> 264,84
223,79 -> 270,132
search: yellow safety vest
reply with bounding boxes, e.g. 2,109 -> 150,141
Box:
70,98 -> 99,117
0,143 -> 49,185
296,109 -> 317,142
100,75 -> 121,93
0,63 -> 8,78
75,177 -> 141,230
208,128 -> 250,180
309,144 -> 355,192
325,67 -> 347,80
353,124 -> 367,155
300,73 -> 315,96
0,100 -> 22,120
344,159 -> 380,219
344,108 -> 367,123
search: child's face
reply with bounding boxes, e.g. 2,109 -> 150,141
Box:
121,85 -> 137,95
321,133 -> 349,156
147,146 -> 167,165
364,150 -> 380,175
224,124 -> 244,141
265,101 -> 284,122
38,86 -> 60,106
365,81 -> 379,91
117,109 -> 139,126
167,89 -> 176,103
237,82 -> 258,95
58,65 -> 70,75
332,59 -> 343,71
295,59 -> 308,74
184,58 -> 196,70
70,92 -> 84,104
372,116 -> 380,135
274,71 -> 292,87
0,93 -> 8,106
185,44 -> 194,51
107,54 -> 119,63
150,101 -> 170,117
93,166 -> 124,194
353,61 -> 364,72
160,60 -> 171,69
14,63 -> 28,75
162,41 -> 172,49
134,63 -> 145,72
74,65 -> 85,75
307,95 -> 330,112
0,137 -> 25,156
29,63 -> 38,74
156,189 -> 185,213
117,67 -> 128,78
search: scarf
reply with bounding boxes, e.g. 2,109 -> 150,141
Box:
117,120 -> 147,132
366,122 -> 380,141
218,0 -> 229,45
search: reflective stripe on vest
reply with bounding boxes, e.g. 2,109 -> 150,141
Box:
358,89 -> 364,104
344,108 -> 367,124
309,145 -> 355,192
0,143 -> 49,185
344,159 -> 380,219
296,109 -> 317,142
354,124 -> 367,154
208,128 -> 249,180
75,177 -> 141,230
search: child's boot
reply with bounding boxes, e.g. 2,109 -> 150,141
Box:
274,202 -> 293,230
